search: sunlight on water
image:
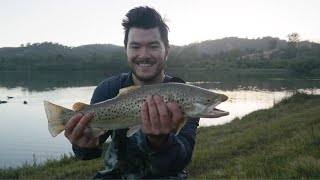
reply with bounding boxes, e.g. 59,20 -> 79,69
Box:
199,88 -> 320,126
200,90 -> 292,126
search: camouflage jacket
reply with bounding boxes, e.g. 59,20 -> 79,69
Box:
72,72 -> 199,179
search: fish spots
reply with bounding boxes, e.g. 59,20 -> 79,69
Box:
85,83 -> 226,130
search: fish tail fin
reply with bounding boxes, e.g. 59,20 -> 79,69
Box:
44,101 -> 71,137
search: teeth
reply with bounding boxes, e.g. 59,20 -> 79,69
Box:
138,63 -> 152,67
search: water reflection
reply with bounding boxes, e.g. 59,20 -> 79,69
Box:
0,70 -> 122,92
1,70 -> 320,92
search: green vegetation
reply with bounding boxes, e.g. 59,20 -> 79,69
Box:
1,35 -> 319,76
0,153 -> 105,179
1,93 -> 320,178
0,43 -> 128,71
188,93 -> 320,178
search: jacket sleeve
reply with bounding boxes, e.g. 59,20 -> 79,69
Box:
138,118 -> 199,176
72,131 -> 111,160
72,78 -> 118,160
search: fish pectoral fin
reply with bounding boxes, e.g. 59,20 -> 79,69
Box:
117,85 -> 142,97
175,117 -> 188,135
73,102 -> 89,111
84,127 -> 106,138
126,125 -> 141,137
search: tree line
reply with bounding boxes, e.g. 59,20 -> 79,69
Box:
0,34 -> 319,76
0,42 -> 128,71
167,33 -> 320,76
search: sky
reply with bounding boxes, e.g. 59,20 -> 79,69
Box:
1,0 -> 319,48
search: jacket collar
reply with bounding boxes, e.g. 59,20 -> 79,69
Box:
123,71 -> 171,87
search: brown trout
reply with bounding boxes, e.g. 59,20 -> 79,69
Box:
44,83 -> 229,137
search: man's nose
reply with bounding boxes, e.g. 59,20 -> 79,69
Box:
138,47 -> 151,59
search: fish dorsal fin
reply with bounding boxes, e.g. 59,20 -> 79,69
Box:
117,85 -> 142,97
72,102 -> 89,111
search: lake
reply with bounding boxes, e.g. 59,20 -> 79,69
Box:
0,70 -> 320,168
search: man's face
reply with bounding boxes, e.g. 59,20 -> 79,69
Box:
126,27 -> 169,83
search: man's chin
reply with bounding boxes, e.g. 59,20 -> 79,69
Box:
131,66 -> 164,83
135,75 -> 155,83
133,71 -> 159,83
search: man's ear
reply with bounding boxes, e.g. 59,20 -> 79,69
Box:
165,46 -> 170,60
124,47 -> 128,57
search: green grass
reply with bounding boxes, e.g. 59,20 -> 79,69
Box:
187,93 -> 320,178
0,153 -> 105,179
1,93 -> 320,179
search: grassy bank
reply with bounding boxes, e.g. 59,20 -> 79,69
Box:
1,93 -> 320,179
188,93 -> 320,178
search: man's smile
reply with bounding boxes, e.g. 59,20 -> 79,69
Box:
134,60 -> 155,67
137,63 -> 153,67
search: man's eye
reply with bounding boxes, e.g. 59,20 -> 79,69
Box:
130,45 -> 140,49
150,45 -> 160,49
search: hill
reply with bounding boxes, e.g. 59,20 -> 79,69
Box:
175,36 -> 287,57
0,37 -> 319,75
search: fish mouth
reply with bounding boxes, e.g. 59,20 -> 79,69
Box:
202,103 -> 229,118
209,107 -> 229,117
201,95 -> 229,118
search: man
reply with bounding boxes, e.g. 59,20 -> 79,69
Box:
64,6 -> 199,178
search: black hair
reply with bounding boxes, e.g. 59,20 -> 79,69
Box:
122,6 -> 169,48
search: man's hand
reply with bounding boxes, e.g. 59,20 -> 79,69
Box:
141,95 -> 184,149
64,113 -> 98,149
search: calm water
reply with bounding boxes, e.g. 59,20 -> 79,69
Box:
0,70 -> 320,168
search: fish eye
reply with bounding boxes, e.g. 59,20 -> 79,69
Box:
207,99 -> 211,102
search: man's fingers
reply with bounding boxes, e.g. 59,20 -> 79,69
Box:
153,95 -> 170,132
147,95 -> 161,130
142,95 -> 184,135
153,95 -> 170,120
80,136 -> 99,148
64,113 -> 84,137
167,102 -> 184,128
141,101 -> 151,132
88,137 -> 99,147
71,113 -> 93,140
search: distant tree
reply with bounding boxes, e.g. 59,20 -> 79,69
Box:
286,32 -> 300,58
268,39 -> 278,50
287,32 -> 300,47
